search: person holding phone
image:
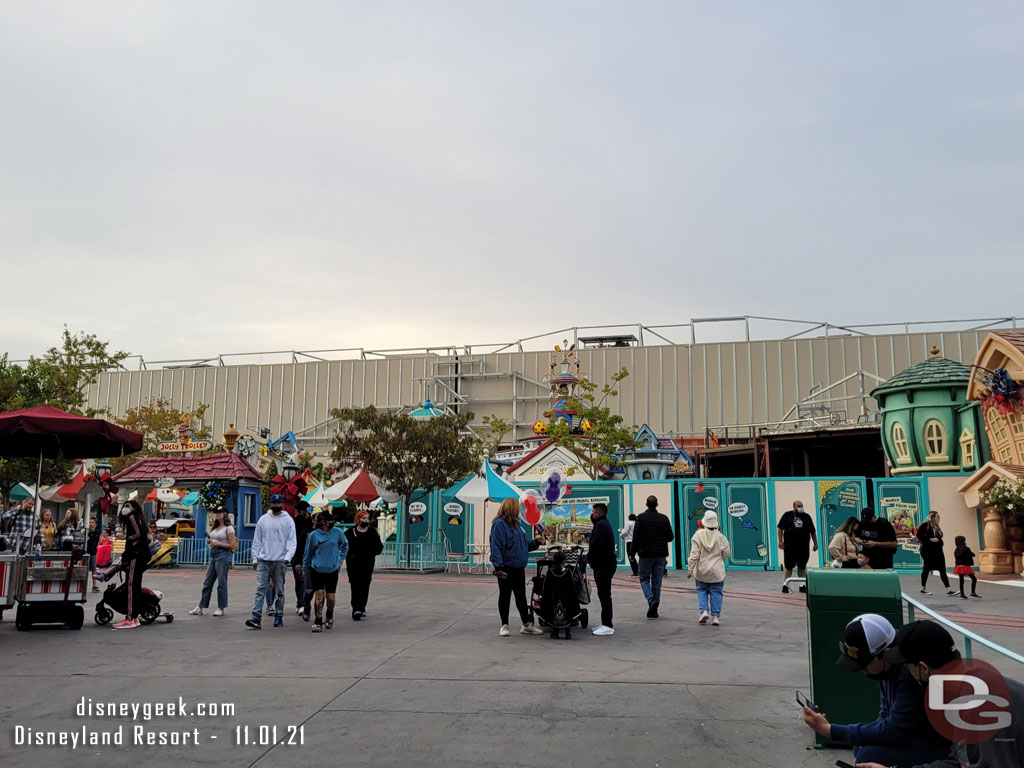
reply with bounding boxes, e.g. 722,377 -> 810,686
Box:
489,498 -> 544,637
802,614 -> 950,767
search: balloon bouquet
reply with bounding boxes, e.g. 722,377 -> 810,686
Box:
523,470 -> 571,545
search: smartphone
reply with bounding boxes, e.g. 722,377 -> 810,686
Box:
835,761 -> 856,768
796,690 -> 819,712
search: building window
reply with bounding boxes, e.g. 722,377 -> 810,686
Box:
923,420 -> 947,461
999,445 -> 1014,463
1008,411 -> 1024,436
244,493 -> 260,526
959,429 -> 976,468
988,408 -> 1009,444
891,423 -> 911,463
642,470 -> 652,480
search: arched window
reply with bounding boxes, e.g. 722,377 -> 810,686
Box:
923,420 -> 947,461
891,423 -> 911,463
642,470 -> 652,480
959,429 -> 976,468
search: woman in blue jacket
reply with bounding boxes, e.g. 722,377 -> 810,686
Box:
489,498 -> 544,637
302,511 -> 349,633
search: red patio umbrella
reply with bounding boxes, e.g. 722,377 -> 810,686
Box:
0,404 -> 143,542
57,464 -> 89,500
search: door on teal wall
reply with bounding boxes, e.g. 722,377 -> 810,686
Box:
816,480 -> 867,554
677,481 -> 722,565
872,479 -> 926,569
723,483 -> 771,568
439,487 -> 468,555
403,490 -> 432,543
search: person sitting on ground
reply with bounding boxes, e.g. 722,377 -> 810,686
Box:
854,619 -> 1024,768
952,536 -> 980,600
802,613 -> 951,766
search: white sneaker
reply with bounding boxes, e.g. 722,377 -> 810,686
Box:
698,611 -> 710,625
592,625 -> 615,636
498,624 -> 510,637
520,623 -> 544,635
213,608 -> 224,617
296,606 -> 303,615
187,605 -> 203,616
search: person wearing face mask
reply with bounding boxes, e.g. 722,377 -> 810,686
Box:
114,500 -> 150,630
778,500 -> 817,593
245,494 -> 297,630
853,620 -> 1024,768
345,510 -> 384,621
291,502 -> 314,620
802,614 -> 951,766
587,502 -> 616,636
302,510 -> 348,632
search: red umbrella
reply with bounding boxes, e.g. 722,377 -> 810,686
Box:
324,468 -> 399,504
57,464 -> 89,500
0,404 -> 143,542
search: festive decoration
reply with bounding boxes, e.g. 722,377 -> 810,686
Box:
532,420 -> 547,435
270,471 -> 308,516
978,367 -> 1021,415
580,419 -> 594,434
523,493 -> 541,527
542,468 -> 568,504
200,480 -> 232,511
90,465 -> 119,518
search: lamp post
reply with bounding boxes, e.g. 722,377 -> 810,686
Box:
282,461 -> 299,482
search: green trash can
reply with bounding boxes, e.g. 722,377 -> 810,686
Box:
806,569 -> 903,747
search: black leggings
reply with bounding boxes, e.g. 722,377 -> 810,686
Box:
496,567 -> 532,626
959,573 -> 978,596
921,551 -> 950,589
125,557 -> 146,620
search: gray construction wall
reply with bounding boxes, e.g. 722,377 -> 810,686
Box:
84,330 -> 989,448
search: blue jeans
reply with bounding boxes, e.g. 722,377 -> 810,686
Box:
695,580 -> 724,617
251,560 -> 287,620
638,556 -> 666,604
200,549 -> 232,610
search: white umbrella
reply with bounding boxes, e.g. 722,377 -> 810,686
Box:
304,482 -> 331,507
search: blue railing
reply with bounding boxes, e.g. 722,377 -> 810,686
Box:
903,592 -> 1024,666
173,538 -> 445,571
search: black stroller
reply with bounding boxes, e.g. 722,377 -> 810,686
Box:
93,545 -> 174,626
530,545 -> 591,630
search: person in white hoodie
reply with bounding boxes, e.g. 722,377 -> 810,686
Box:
245,494 -> 297,630
686,510 -> 731,627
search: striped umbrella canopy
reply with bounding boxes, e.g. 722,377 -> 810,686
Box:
455,460 -> 524,505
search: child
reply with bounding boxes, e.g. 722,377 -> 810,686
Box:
538,549 -> 580,640
953,536 -> 980,599
857,552 -> 871,569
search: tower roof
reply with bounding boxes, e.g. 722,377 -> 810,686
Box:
870,356 -> 971,397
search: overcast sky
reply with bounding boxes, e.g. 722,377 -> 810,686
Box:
1,2 -> 1021,364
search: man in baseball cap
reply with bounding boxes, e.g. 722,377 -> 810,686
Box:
803,614 -> 950,766
857,620 -> 1024,768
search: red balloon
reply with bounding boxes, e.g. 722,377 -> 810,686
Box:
523,496 -> 541,526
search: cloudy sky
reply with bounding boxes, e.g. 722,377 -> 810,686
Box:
1,2 -> 1021,364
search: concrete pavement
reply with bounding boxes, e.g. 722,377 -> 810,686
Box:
0,566 -> 1020,768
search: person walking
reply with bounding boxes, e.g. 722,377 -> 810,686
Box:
114,500 -> 149,630
291,502 -> 314,619
188,508 -> 236,617
489,498 -> 544,637
953,535 -> 980,600
588,502 -> 616,636
828,516 -> 863,569
619,513 -> 638,576
245,494 -> 297,630
632,495 -> 674,619
916,511 -> 955,596
778,500 -> 817,592
686,509 -> 731,626
302,510 -> 348,632
345,510 -> 383,620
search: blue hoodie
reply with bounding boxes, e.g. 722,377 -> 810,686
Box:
489,519 -> 538,570
303,527 -> 349,575
830,663 -> 949,757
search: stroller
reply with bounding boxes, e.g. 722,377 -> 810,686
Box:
93,542 -> 174,626
531,545 -> 591,630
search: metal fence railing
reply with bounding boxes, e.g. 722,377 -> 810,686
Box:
173,538 -> 444,571
903,592 -> 1024,666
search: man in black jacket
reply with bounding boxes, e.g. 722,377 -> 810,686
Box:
588,502 -> 617,636
633,495 -> 674,618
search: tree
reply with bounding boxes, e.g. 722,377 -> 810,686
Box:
106,398 -> 214,472
329,406 -> 481,507
0,328 -> 129,502
480,414 -> 512,456
544,367 -> 639,480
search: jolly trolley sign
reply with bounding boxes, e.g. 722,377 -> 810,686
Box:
157,439 -> 213,454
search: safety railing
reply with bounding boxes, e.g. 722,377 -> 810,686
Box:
903,592 -> 1024,666
174,538 -> 253,567
378,542 -> 446,572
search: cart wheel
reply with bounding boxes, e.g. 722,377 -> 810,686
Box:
579,609 -> 589,629
94,606 -> 114,625
15,604 -> 30,631
66,605 -> 85,630
139,605 -> 159,625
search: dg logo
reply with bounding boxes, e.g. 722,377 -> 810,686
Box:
926,657 -> 1012,745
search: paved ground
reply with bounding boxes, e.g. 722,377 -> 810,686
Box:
0,566 -> 1021,768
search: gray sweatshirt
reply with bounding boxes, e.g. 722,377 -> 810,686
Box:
919,676 -> 1024,768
